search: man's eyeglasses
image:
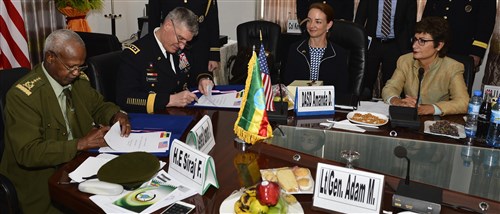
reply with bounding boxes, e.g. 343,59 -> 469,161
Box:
170,20 -> 191,50
50,51 -> 88,73
411,37 -> 435,46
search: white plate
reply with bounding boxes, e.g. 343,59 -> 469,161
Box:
347,111 -> 389,127
424,120 -> 466,139
219,190 -> 304,214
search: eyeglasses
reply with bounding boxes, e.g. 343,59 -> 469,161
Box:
411,37 -> 435,46
50,51 -> 88,73
170,20 -> 191,50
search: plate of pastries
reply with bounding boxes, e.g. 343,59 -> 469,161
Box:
347,111 -> 389,126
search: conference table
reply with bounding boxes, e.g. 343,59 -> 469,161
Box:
48,107 -> 500,213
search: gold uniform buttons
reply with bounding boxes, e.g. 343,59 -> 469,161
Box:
444,16 -> 448,19
446,7 -> 449,10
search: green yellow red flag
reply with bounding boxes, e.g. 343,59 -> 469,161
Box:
233,51 -> 273,144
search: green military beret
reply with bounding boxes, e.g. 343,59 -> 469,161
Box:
98,152 -> 160,190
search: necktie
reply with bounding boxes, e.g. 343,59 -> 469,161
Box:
381,0 -> 392,38
63,88 -> 76,132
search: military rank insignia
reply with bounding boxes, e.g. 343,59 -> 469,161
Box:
178,52 -> 190,73
146,63 -> 158,83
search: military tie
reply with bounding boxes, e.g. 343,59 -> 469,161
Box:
381,0 -> 392,38
63,88 -> 76,133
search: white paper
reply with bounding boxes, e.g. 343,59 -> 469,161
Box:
194,91 -> 242,108
69,154 -> 118,183
332,121 -> 366,132
103,122 -> 170,152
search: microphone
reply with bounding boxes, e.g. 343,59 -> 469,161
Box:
392,145 -> 443,213
415,68 -> 425,110
394,146 -> 410,185
267,61 -> 288,125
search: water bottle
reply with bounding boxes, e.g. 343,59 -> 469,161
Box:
486,99 -> 500,148
464,90 -> 482,141
477,90 -> 492,140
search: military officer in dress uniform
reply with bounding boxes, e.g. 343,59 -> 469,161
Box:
117,7 -> 213,113
148,0 -> 220,75
0,29 -> 130,213
423,0 -> 497,67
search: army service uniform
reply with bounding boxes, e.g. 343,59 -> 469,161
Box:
0,64 -> 120,213
116,33 -> 212,113
423,0 -> 497,59
148,0 -> 220,75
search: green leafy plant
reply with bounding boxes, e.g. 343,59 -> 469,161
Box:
55,0 -> 104,12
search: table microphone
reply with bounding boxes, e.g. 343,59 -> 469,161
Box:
392,146 -> 442,214
394,146 -> 410,185
267,62 -> 287,125
415,68 -> 425,119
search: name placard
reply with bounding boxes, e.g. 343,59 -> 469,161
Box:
169,139 -> 219,195
287,19 -> 301,34
313,163 -> 384,213
294,86 -> 335,116
186,115 -> 215,154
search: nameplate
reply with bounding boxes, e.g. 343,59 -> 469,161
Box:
294,86 -> 335,116
168,139 -> 219,195
287,19 -> 301,34
313,163 -> 384,213
186,115 -> 215,154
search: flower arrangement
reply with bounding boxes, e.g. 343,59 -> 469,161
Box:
54,0 -> 104,12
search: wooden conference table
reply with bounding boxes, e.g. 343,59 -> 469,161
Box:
48,108 -> 500,213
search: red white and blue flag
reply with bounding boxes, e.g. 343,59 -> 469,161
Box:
0,0 -> 31,69
258,43 -> 275,111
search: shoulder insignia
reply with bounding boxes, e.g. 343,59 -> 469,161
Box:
79,72 -> 89,81
15,77 -> 42,96
125,44 -> 140,54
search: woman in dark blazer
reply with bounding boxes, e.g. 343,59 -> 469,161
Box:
284,3 -> 349,94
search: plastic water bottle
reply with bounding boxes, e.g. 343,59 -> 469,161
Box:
477,90 -> 492,140
464,90 -> 482,141
486,99 -> 500,148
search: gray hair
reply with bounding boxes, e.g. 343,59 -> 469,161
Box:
43,29 -> 85,55
165,7 -> 199,36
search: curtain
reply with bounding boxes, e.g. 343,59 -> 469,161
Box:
483,0 -> 500,87
21,0 -> 65,67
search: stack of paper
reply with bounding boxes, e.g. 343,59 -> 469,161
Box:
101,122 -> 171,153
90,170 -> 197,213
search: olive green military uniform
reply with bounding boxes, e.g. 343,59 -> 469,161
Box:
0,64 -> 120,213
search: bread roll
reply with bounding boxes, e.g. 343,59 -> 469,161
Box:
276,169 -> 298,192
293,167 -> 310,177
297,178 -> 312,191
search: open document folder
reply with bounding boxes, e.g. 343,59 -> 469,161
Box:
102,122 -> 171,153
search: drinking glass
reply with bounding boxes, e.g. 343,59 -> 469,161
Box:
340,150 -> 360,168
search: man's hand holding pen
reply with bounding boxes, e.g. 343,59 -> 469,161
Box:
167,90 -> 198,107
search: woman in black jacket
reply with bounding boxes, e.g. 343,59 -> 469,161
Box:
284,3 -> 349,94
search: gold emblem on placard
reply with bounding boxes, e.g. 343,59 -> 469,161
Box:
465,5 -> 472,13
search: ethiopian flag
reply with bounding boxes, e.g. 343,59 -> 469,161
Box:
233,51 -> 273,144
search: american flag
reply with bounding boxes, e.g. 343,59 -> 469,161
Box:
258,43 -> 275,111
0,0 -> 31,69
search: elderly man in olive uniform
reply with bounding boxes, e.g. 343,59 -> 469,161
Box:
423,0 -> 496,67
117,7 -> 213,113
0,29 -> 131,213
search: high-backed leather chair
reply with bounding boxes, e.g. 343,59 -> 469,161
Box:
84,51 -> 122,103
76,31 -> 122,60
448,53 -> 475,95
0,173 -> 20,214
329,20 -> 367,107
228,20 -> 281,84
0,67 -> 29,161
